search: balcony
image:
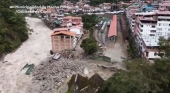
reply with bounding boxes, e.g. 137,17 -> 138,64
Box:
150,30 -> 156,33
158,16 -> 170,20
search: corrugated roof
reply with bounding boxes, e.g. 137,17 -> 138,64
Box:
108,15 -> 117,37
51,31 -> 76,36
52,28 -> 69,32
63,16 -> 82,19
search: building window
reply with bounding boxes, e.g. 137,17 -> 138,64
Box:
61,35 -> 64,38
65,36 -> 70,38
159,23 -> 161,26
152,25 -> 155,28
154,52 -> 158,56
168,33 -> 170,37
157,28 -> 162,31
150,30 -> 156,32
157,32 -> 162,36
140,25 -> 143,27
150,34 -> 155,36
60,35 -> 64,41
140,30 -> 143,32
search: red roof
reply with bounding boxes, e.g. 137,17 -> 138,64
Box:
51,31 -> 76,36
108,15 -> 117,37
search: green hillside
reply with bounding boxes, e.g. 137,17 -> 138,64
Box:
0,0 -> 28,57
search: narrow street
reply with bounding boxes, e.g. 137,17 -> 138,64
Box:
104,15 -> 128,69
96,24 -> 109,46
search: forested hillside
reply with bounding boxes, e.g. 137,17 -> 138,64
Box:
0,0 -> 28,57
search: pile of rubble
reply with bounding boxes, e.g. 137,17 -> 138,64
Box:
27,58 -> 89,93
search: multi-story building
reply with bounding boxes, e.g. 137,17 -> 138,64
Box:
69,26 -> 83,39
134,11 -> 170,59
159,1 -> 170,11
51,15 -> 83,53
126,3 -> 140,32
61,16 -> 83,27
51,28 -> 77,53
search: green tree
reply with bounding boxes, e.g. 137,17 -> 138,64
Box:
127,36 -> 137,58
153,58 -> 170,92
82,14 -> 99,30
0,0 -> 28,56
101,57 -> 170,93
102,59 -> 159,93
122,5 -> 127,9
158,37 -> 170,57
81,14 -> 99,38
80,38 -> 98,54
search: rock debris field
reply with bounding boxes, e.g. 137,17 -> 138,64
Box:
27,58 -> 89,93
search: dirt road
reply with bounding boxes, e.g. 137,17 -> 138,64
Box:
103,15 -> 128,69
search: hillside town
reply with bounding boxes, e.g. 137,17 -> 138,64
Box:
1,0 -> 170,93
41,0 -> 170,61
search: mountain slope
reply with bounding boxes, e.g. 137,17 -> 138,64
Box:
0,0 -> 28,57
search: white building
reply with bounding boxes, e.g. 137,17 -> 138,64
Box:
69,26 -> 83,39
134,11 -> 170,59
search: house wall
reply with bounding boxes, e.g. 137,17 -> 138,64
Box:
139,23 -> 157,36
52,35 -> 76,53
146,51 -> 161,59
63,18 -> 82,23
134,14 -> 170,59
157,20 -> 170,37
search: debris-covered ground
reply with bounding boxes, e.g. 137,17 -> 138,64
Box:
26,58 -> 89,93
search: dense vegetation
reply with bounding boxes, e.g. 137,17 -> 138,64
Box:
82,14 -> 99,30
69,0 -> 79,4
90,0 -> 116,6
81,14 -> 99,38
122,12 -> 138,58
80,38 -> 98,54
101,38 -> 170,93
102,58 -> 170,93
80,14 -> 99,54
0,0 -> 28,57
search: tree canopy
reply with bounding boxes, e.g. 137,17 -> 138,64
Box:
80,38 -> 98,54
0,0 -> 28,56
158,37 -> 170,57
101,58 -> 170,93
101,37 -> 170,93
81,14 -> 99,30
